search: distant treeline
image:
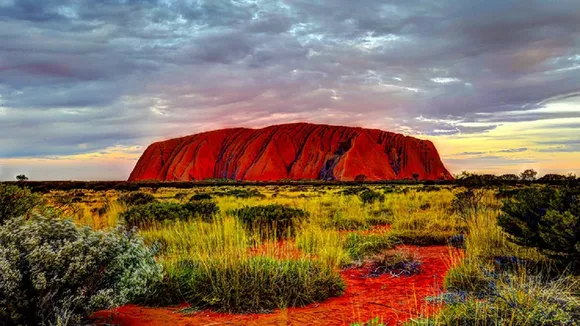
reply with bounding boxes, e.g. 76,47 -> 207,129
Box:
2,171 -> 579,192
452,169 -> 579,187
1,179 -> 452,192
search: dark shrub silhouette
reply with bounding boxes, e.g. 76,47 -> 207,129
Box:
498,185 -> 580,272
118,192 -> 157,207
232,204 -> 308,239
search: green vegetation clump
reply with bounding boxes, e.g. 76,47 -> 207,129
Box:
190,193 -> 213,201
0,184 -> 41,224
395,187 -> 411,194
383,187 -> 395,194
232,204 -> 308,239
359,189 -> 385,205
496,187 -> 525,199
216,188 -> 265,199
367,208 -> 394,225
174,192 -> 189,200
183,200 -> 220,221
122,201 -> 219,228
140,218 -> 345,312
0,215 -> 162,325
324,211 -> 369,231
165,256 -> 344,313
370,249 -> 422,276
339,186 -> 369,196
451,189 -> 485,219
296,226 -> 350,267
424,273 -> 579,326
417,185 -> 439,192
344,233 -> 397,261
122,202 -> 191,228
384,187 -> 466,246
443,261 -> 491,294
498,185 -> 580,272
118,192 -> 157,206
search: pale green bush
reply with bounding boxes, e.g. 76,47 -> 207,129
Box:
0,215 -> 163,325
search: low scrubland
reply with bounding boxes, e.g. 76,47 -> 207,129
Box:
1,181 -> 578,325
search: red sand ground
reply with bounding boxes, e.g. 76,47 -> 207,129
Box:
94,245 -> 456,326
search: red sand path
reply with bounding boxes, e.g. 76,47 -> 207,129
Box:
94,246 -> 456,326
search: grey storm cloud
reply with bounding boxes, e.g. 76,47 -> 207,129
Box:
1,0 -> 580,160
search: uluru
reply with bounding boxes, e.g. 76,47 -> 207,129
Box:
128,123 -> 453,181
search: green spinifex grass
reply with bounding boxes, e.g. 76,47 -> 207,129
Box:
385,187 -> 468,245
344,233 -> 398,261
296,225 -> 351,267
121,201 -> 219,228
232,204 -> 308,240
140,218 -> 345,312
165,256 -> 344,312
417,272 -> 580,326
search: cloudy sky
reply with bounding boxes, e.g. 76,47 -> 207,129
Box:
1,0 -> 579,180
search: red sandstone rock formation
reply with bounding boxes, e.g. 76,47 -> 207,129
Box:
128,123 -> 453,181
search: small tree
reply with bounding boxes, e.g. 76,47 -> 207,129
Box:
412,173 -> 420,181
519,169 -> 538,182
15,174 -> 28,182
498,185 -> 580,272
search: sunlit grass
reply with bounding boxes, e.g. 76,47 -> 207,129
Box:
296,224 -> 350,268
71,200 -> 125,230
141,216 -> 345,312
42,184 -> 578,323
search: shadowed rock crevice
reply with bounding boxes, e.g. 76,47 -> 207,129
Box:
319,138 -> 353,181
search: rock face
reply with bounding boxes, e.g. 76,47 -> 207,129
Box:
129,123 -> 453,181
